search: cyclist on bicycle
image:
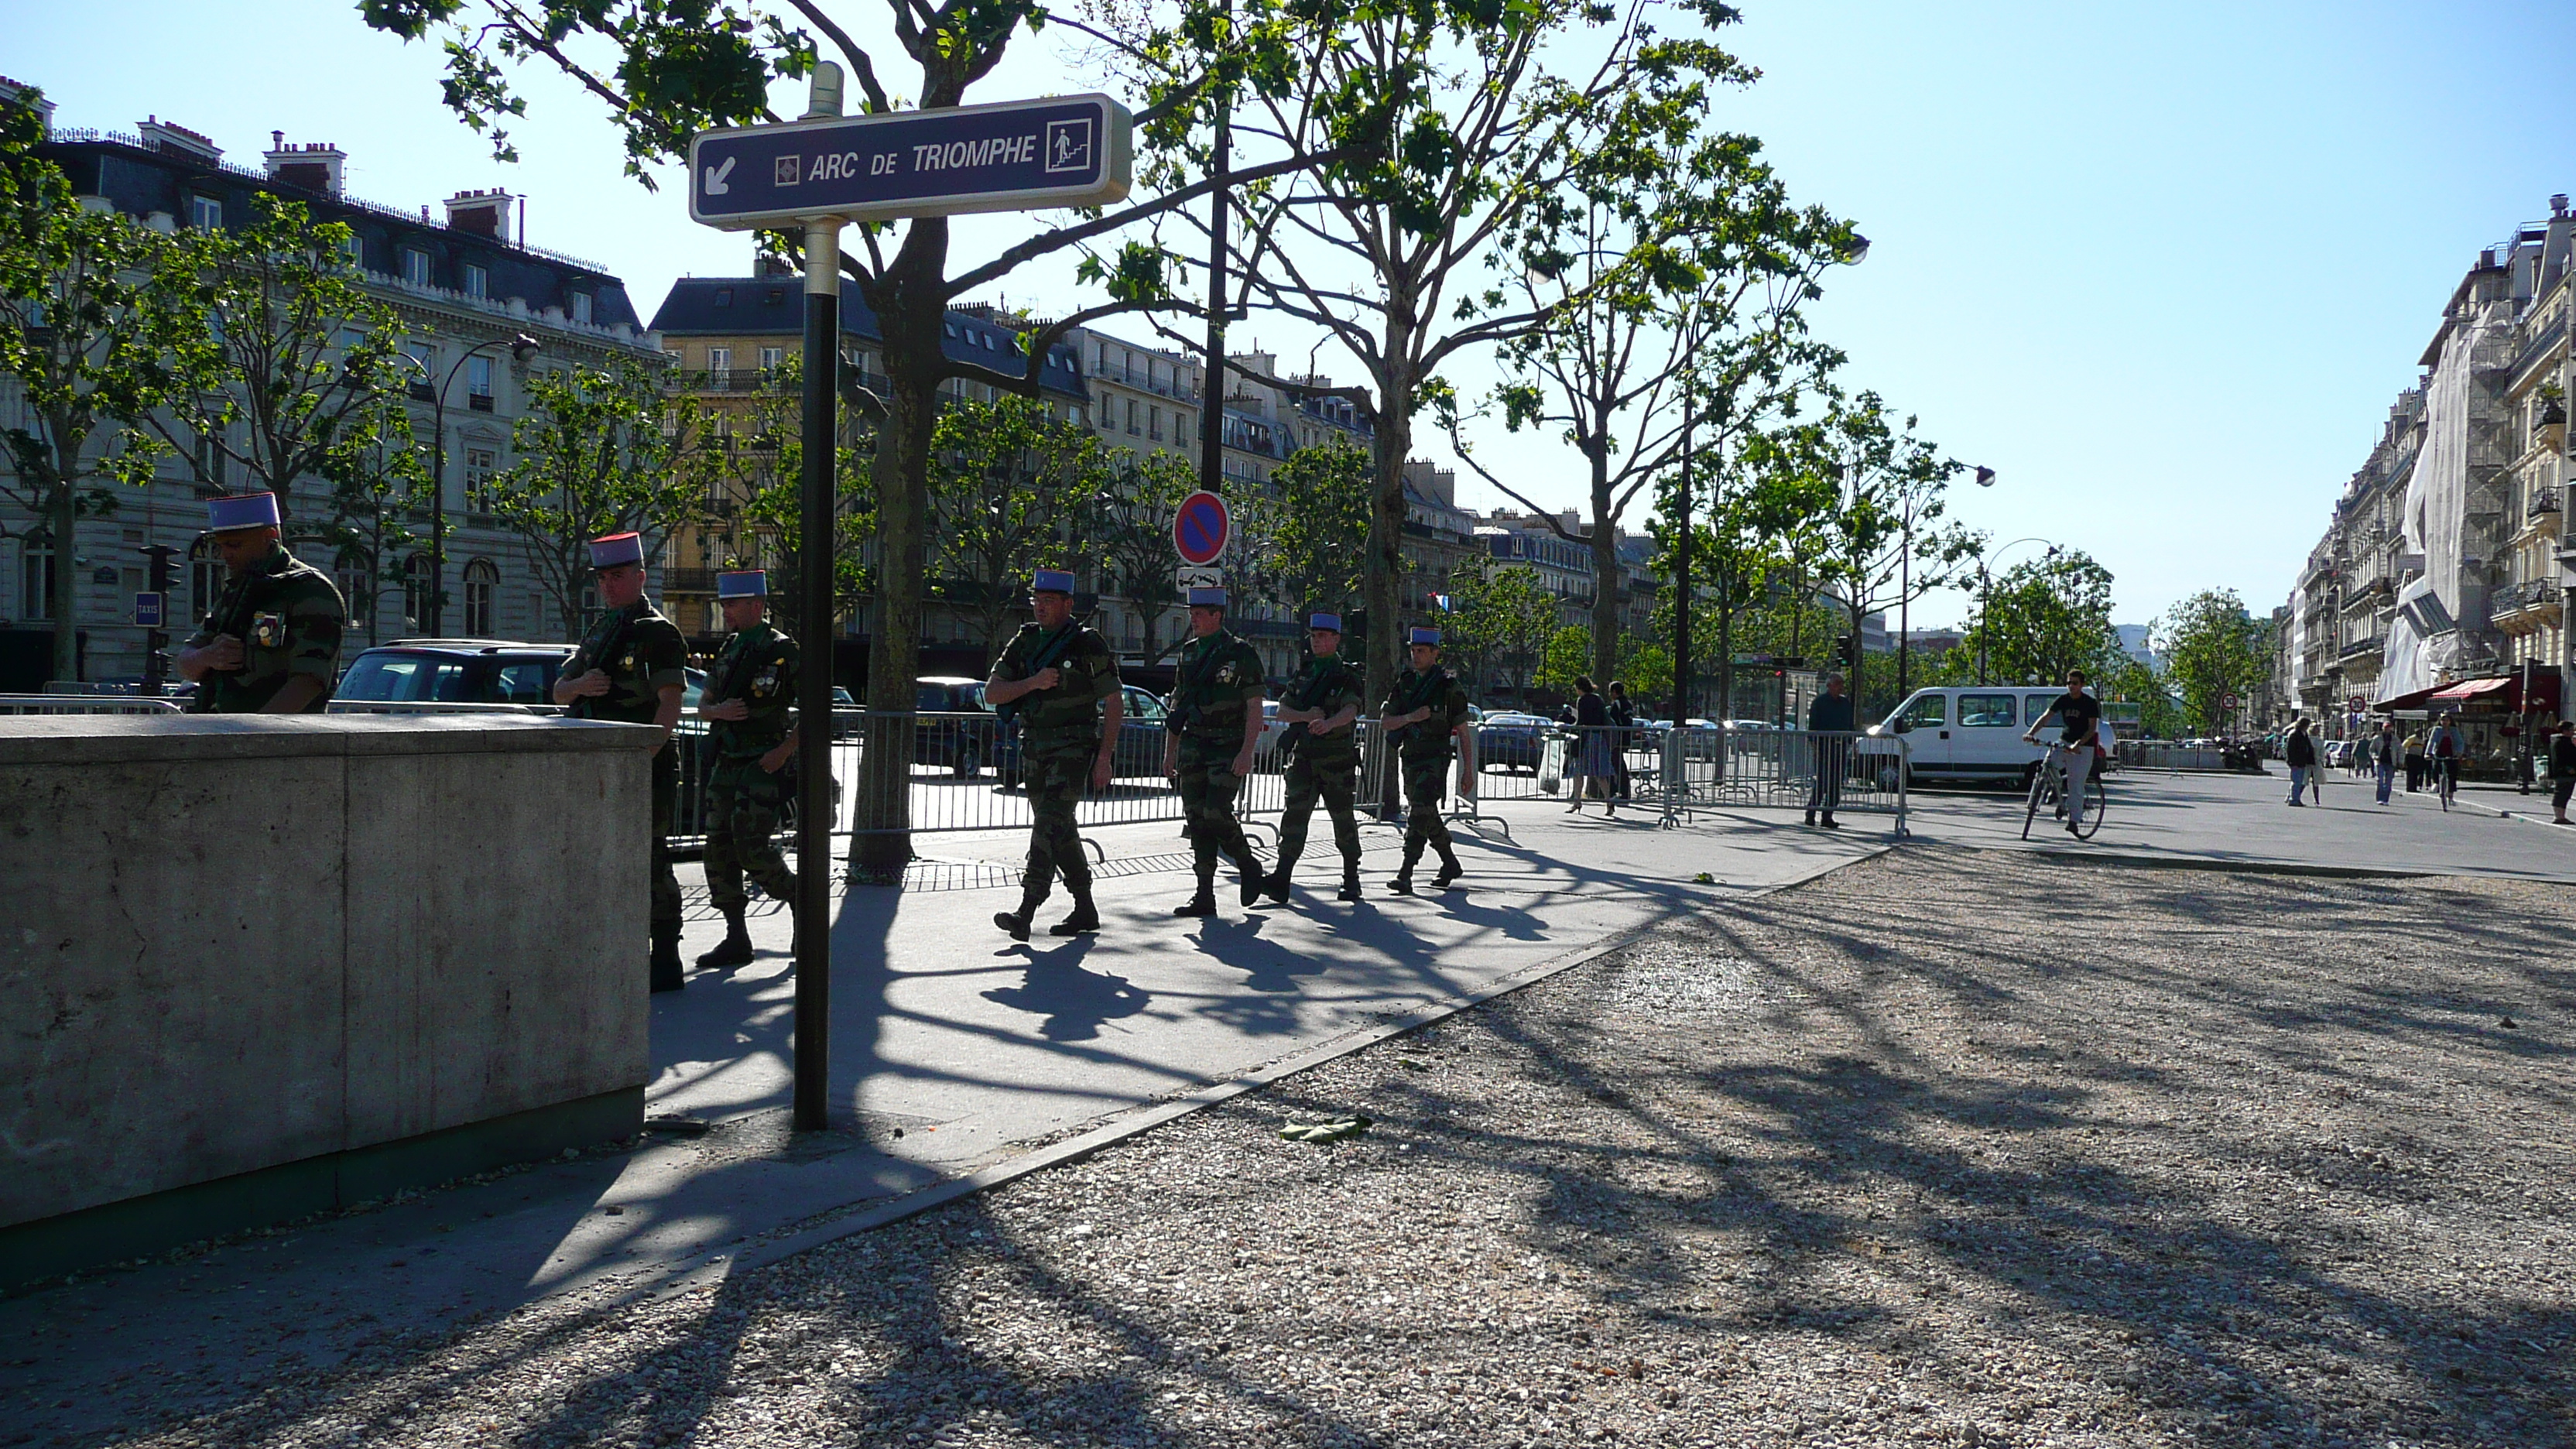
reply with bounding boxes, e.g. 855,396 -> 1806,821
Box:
2428,711 -> 2465,801
2022,667 -> 2102,837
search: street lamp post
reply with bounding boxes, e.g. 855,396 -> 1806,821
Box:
396,331 -> 539,635
1974,533 -> 2060,687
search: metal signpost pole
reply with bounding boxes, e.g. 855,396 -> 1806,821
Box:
1673,391 -> 1692,724
793,67 -> 845,1134
690,68 -> 1130,1132
1199,22 -> 1229,502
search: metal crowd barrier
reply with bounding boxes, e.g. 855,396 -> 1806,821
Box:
1658,726 -> 1909,836
0,694 -> 186,714
324,701 -> 566,716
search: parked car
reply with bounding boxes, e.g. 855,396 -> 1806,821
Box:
1859,684 -> 2101,788
1474,711 -> 1553,773
913,676 -> 1004,777
334,639 -> 571,707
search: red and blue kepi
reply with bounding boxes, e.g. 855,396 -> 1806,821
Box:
587,532 -> 645,570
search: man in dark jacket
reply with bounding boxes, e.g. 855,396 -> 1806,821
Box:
1804,672 -> 1856,827
2283,718 -> 2317,806
2550,720 -> 2576,824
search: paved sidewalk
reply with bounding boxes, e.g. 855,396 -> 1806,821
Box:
6,799 -> 1879,1444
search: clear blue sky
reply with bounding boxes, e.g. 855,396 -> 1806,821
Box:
14,0 -> 2576,629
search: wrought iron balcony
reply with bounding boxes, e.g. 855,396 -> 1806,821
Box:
2491,577 -> 2561,615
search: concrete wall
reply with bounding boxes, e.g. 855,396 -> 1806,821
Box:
0,714 -> 656,1262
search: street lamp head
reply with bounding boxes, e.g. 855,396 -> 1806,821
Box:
1974,465 -> 1995,488
508,332 -> 539,362
1845,233 -> 1871,264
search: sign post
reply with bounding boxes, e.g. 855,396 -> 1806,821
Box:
687,67 -> 1139,1133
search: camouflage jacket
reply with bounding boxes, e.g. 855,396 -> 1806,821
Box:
707,622 -> 798,760
185,544 -> 346,714
1167,629 -> 1265,742
566,598 -> 689,725
1379,666 -> 1472,761
1281,654 -> 1365,767
993,621 -> 1118,746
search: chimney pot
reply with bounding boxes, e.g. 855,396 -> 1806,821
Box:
444,188 -> 514,243
262,137 -> 345,195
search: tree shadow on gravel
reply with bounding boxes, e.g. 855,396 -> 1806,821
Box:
1325,844 -> 2574,1448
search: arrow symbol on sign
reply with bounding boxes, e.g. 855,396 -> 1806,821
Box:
704,156 -> 735,197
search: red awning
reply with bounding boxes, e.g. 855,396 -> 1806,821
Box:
2394,672 -> 2567,714
2430,677 -> 2513,703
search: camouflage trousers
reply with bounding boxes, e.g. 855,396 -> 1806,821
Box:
1175,733 -> 1256,872
1021,739 -> 1098,899
704,766 -> 796,913
649,749 -> 682,932
1399,752 -> 1456,855
1277,750 -> 1361,870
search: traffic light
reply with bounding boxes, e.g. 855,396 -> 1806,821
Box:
1834,633 -> 1856,669
142,543 -> 178,594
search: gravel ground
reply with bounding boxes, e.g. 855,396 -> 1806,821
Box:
102,846 -> 2576,1448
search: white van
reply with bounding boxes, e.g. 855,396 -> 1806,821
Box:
1862,685 -> 2107,786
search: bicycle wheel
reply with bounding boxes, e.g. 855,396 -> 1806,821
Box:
2021,759 -> 2049,841
2074,768 -> 2107,840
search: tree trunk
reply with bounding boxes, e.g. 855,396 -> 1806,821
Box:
48,477 -> 79,684
849,228 -> 949,878
1364,358 -> 1415,701
1588,440 -> 1618,689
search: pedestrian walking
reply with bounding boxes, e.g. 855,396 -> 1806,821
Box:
2283,718 -> 2316,806
1567,678 -> 1615,816
987,569 -> 1122,940
694,570 -> 800,970
552,532 -> 690,992
1379,628 -> 1476,893
2372,719 -> 2400,806
2403,728 -> 2427,793
2550,721 -> 2576,825
1804,672 -> 1856,827
1606,681 -> 1636,802
1163,587 -> 1268,918
1264,612 -> 1366,904
173,492 -> 348,714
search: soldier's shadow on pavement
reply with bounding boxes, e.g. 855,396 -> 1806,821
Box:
979,939 -> 1153,1043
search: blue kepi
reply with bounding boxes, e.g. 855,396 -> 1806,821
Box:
588,532 -> 645,570
716,570 -> 767,599
1409,627 -> 1441,646
206,492 -> 279,533
1031,568 -> 1077,594
1187,586 -> 1228,608
1308,612 -> 1342,632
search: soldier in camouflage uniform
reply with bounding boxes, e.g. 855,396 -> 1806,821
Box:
1262,611 -> 1366,904
694,570 -> 800,971
986,569 -> 1122,940
1377,626 -> 1475,894
1162,586 -> 1268,917
174,492 -> 347,714
551,532 -> 692,992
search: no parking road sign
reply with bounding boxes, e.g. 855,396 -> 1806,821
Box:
1173,490 -> 1231,566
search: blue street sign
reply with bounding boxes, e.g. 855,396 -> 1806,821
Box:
689,94 -> 1132,230
133,591 -> 164,629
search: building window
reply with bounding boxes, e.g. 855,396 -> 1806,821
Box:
1149,406 -> 1162,441
570,292 -> 592,324
1126,398 -> 1139,435
400,249 -> 431,286
403,554 -> 434,631
19,532 -> 54,620
464,446 -> 498,513
759,346 -> 783,373
463,262 -> 487,300
707,347 -> 731,385
466,355 -> 494,399
463,560 -> 498,636
341,235 -> 365,270
189,195 -> 221,230
194,426 -> 228,486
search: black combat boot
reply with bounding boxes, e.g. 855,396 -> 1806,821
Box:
995,886 -> 1048,942
649,923 -> 686,993
1338,860 -> 1363,902
1389,841 -> 1423,896
1432,848 -> 1464,891
1259,848 -> 1299,905
1174,863 -> 1219,916
697,908 -> 754,970
1050,881 -> 1101,936
1234,849 -> 1267,907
